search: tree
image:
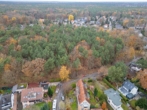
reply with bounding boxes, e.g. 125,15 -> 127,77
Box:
41,103 -> 49,110
44,58 -> 55,72
101,102 -> 107,110
68,14 -> 74,21
135,98 -> 147,109
47,87 -> 53,98
108,62 -> 127,83
138,70 -> 147,89
22,58 -> 46,77
94,88 -> 98,98
59,66 -> 70,81
59,101 -> 65,110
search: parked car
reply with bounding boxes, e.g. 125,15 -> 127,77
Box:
61,95 -> 64,100
56,88 -> 59,94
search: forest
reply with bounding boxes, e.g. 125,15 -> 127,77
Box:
0,2 -> 146,87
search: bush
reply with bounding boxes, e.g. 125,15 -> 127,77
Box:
88,79 -> 93,83
72,83 -> 76,89
122,104 -> 129,110
129,99 -> 136,108
135,98 -> 147,109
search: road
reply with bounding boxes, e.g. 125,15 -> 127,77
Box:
55,72 -> 103,110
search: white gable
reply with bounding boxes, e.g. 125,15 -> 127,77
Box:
80,100 -> 90,107
130,87 -> 138,95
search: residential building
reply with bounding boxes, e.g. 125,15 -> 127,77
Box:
21,87 -> 43,109
0,94 -> 13,110
104,88 -> 123,110
118,80 -> 138,99
76,79 -> 90,110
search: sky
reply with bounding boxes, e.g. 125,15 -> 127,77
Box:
0,0 -> 147,2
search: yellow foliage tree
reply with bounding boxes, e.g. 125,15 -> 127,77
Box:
68,14 -> 74,21
59,66 -> 70,81
11,17 -> 16,22
128,47 -> 135,59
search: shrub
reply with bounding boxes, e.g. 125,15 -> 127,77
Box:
135,98 -> 147,109
129,99 -> 136,108
88,79 -> 93,83
72,83 -> 76,89
122,104 -> 129,110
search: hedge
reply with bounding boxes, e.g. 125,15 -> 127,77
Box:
103,78 -> 116,90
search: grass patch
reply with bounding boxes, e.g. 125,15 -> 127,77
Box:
71,100 -> 77,110
36,102 -> 45,108
122,104 -> 129,110
129,99 -> 136,109
48,102 -> 52,109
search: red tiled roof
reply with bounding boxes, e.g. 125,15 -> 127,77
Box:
21,87 -> 43,102
28,83 -> 39,88
77,79 -> 88,104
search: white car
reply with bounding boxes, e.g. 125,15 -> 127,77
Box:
61,95 -> 64,100
56,88 -> 59,94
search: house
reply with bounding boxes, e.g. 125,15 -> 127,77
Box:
129,63 -> 142,72
39,82 -> 49,92
104,88 -> 123,110
76,79 -> 90,110
12,83 -> 28,93
21,87 -> 43,109
0,94 -> 13,110
118,80 -> 138,99
89,21 -> 95,25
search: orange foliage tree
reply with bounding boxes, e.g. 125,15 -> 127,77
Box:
101,102 -> 107,110
59,66 -> 70,81
22,58 -> 46,77
138,70 -> 147,89
4,64 -> 11,71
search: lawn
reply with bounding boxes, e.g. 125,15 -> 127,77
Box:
48,102 -> 52,109
50,86 -> 56,93
70,98 -> 77,110
36,102 -> 45,108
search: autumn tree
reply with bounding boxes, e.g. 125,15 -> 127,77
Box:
59,66 -> 70,81
22,58 -> 46,77
101,102 -> 107,110
138,70 -> 147,89
68,14 -> 74,21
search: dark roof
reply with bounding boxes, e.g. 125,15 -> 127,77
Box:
0,94 -> 11,109
123,80 -> 135,91
126,93 -> 134,99
40,83 -> 48,90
